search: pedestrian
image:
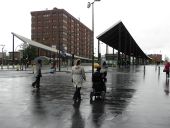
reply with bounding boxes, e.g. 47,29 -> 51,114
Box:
92,65 -> 106,93
32,59 -> 42,89
72,59 -> 86,101
163,60 -> 170,78
16,64 -> 20,71
101,61 -> 108,82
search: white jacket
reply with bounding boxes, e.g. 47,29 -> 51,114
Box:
72,65 -> 86,87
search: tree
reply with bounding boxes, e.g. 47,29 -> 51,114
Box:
23,46 -> 36,64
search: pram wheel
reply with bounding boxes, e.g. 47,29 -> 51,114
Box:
90,90 -> 105,102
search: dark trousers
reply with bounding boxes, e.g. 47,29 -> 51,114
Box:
32,76 -> 41,88
73,86 -> 81,100
166,71 -> 169,78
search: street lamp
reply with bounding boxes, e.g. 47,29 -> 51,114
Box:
87,0 -> 101,74
0,44 -> 5,69
15,44 -> 23,51
68,31 -> 75,66
15,44 -> 23,70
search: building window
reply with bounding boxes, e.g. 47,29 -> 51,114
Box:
63,19 -> 67,24
63,14 -> 68,18
63,37 -> 67,42
63,31 -> 67,36
63,25 -> 67,30
43,14 -> 50,17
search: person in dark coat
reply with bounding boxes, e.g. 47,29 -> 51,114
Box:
92,65 -> 106,92
32,59 -> 42,89
101,61 -> 108,82
164,60 -> 170,78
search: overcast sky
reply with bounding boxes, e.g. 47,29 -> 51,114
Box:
0,0 -> 170,60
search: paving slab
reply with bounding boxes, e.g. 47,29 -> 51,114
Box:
0,65 -> 170,128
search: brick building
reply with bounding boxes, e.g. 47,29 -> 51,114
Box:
31,7 -> 93,60
148,54 -> 162,63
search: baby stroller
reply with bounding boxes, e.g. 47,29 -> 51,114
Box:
90,66 -> 106,101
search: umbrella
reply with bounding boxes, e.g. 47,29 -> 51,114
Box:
34,56 -> 50,63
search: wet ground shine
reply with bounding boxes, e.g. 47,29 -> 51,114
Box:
0,65 -> 170,128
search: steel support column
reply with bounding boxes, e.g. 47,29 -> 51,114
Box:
118,24 -> 121,67
12,34 -> 15,68
124,31 -> 127,66
128,36 -> 132,65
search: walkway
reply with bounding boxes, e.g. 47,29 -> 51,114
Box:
0,65 -> 170,128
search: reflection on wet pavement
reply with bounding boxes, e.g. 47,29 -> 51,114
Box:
164,79 -> 169,95
0,65 -> 170,128
91,100 -> 105,128
71,101 -> 85,128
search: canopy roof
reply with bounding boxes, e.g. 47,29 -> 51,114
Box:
11,32 -> 91,60
97,21 -> 150,59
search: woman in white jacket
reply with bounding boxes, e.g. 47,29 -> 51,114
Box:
72,59 -> 86,101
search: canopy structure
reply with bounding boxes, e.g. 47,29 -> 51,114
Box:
97,21 -> 151,60
11,32 -> 91,60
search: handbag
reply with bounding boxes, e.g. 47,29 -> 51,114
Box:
163,68 -> 167,72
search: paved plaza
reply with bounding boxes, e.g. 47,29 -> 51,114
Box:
0,65 -> 170,128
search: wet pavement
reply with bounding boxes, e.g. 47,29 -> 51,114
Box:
0,65 -> 170,128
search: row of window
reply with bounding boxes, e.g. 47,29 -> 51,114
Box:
31,10 -> 92,58
32,25 -> 91,36
32,18 -> 87,29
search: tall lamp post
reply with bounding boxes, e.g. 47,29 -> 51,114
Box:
0,44 -> 5,69
87,0 -> 101,74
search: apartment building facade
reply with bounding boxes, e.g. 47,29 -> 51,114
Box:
31,7 -> 93,60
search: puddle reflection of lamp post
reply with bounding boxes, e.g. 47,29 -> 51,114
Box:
0,44 -> 5,69
87,0 -> 101,74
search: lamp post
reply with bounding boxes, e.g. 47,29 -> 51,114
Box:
59,39 -> 61,72
63,45 -> 68,69
87,0 -> 101,74
15,44 -> 22,51
68,31 -> 75,66
0,44 -> 5,69
15,44 -> 23,70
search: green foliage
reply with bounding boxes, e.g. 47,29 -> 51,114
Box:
23,46 -> 36,62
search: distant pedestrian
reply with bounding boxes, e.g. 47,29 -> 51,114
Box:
101,61 -> 108,82
16,64 -> 20,71
32,59 -> 42,89
163,60 -> 170,78
72,59 -> 86,101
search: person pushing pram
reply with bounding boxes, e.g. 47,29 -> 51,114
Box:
90,64 -> 106,101
92,65 -> 106,92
